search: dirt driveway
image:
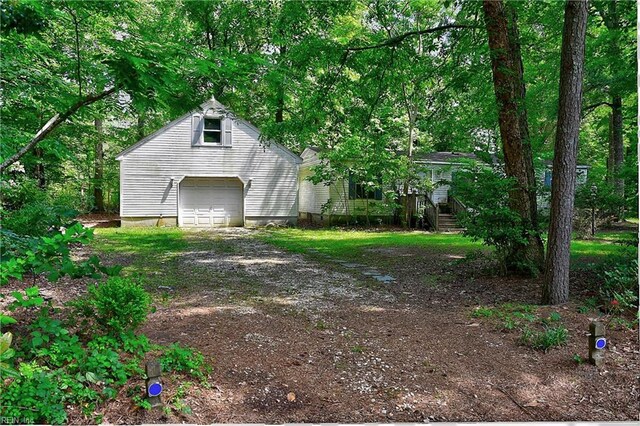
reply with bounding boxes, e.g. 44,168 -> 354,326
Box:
91,228 -> 637,424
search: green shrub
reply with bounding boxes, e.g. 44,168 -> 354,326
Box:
0,223 -> 121,285
520,325 -> 568,351
86,276 -> 152,336
1,201 -> 78,237
451,165 -> 542,276
0,363 -> 68,425
601,259 -> 638,311
160,343 -> 211,381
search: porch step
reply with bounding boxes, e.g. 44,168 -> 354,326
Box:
437,213 -> 464,232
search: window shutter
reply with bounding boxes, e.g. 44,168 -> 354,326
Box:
348,174 -> 356,200
192,114 -> 203,145
223,118 -> 233,147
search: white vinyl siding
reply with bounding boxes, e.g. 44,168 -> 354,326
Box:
298,150 -> 389,216
299,166 -> 331,215
119,105 -> 299,223
430,166 -> 453,204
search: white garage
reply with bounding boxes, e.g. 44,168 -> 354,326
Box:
178,177 -> 244,227
116,99 -> 301,228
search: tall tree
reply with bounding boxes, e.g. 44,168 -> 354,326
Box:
93,119 -> 105,212
482,0 -> 544,274
543,0 -> 588,305
592,0 -> 628,211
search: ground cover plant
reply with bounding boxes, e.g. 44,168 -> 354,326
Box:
0,221 -> 211,424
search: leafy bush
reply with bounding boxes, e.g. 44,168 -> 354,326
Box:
0,223 -> 121,285
0,363 -> 68,425
1,201 -> 78,237
83,276 -> 152,336
574,179 -> 626,225
2,295 -> 152,424
601,259 -> 638,311
451,165 -> 542,275
160,343 -> 211,381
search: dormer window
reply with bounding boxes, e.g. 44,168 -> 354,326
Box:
203,118 -> 222,144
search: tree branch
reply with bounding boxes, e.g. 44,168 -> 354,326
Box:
0,88 -> 117,173
345,24 -> 480,52
581,101 -> 613,119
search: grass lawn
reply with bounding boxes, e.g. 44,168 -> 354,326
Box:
92,227 -> 187,255
263,227 -> 634,266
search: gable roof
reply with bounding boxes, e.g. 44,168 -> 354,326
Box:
116,99 -> 302,164
414,151 -> 480,164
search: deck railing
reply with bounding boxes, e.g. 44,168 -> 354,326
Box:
449,195 -> 467,218
423,195 -> 439,231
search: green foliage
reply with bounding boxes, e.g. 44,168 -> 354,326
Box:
76,276 -> 152,337
520,326 -> 568,351
160,343 -> 211,381
1,200 -> 78,237
573,180 -> 626,237
350,345 -> 364,354
3,295 -> 152,424
451,165 -> 540,275
0,363 -> 68,425
0,332 -> 19,379
577,296 -> 599,314
601,259 -> 638,311
572,353 -> 585,365
472,306 -> 496,318
0,222 -> 122,285
472,304 -> 569,351
165,382 -> 194,416
472,303 -> 538,331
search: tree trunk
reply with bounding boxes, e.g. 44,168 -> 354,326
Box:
275,45 -> 287,124
482,0 -> 544,274
543,0 -> 588,305
611,95 -> 624,201
137,113 -> 146,140
606,112 -> 614,185
93,119 -> 105,212
403,114 -> 415,228
34,147 -> 46,189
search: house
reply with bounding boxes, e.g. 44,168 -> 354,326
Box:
537,160 -> 590,209
116,99 -> 301,227
413,151 -> 482,205
298,149 -> 590,228
297,149 -> 480,223
298,147 -> 389,223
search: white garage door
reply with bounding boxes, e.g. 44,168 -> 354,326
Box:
179,178 -> 243,227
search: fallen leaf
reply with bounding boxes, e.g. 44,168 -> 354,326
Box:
524,400 -> 539,407
287,392 -> 296,402
467,323 -> 480,327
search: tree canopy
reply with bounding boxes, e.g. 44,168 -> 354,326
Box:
1,0 -> 636,218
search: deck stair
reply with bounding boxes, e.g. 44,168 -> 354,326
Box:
421,195 -> 466,232
436,203 -> 464,232
437,212 -> 464,232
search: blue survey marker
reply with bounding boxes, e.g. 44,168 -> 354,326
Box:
148,382 -> 163,397
595,337 -> 606,350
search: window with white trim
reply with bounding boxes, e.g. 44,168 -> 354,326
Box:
203,118 -> 222,144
